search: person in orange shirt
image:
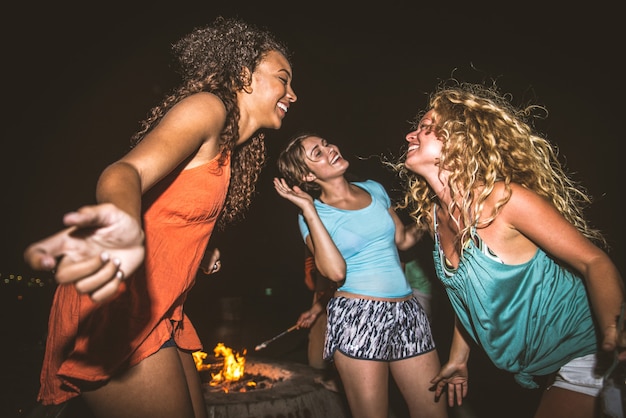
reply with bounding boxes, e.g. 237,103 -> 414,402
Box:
23,17 -> 297,418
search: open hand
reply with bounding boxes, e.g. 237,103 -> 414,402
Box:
24,203 -> 145,303
431,361 -> 469,407
273,177 -> 314,210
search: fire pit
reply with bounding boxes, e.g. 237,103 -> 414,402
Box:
198,351 -> 350,418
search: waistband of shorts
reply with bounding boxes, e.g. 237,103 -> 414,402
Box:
333,291 -> 414,302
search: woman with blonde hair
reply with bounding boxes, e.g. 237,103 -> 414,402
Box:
396,81 -> 624,418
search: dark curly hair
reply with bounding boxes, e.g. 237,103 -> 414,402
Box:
130,16 -> 291,229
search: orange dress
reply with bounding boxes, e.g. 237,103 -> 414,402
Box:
38,154 -> 231,405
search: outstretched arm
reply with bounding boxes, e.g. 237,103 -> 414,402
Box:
24,93 -> 227,303
24,203 -> 145,303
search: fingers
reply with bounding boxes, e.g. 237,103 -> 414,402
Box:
88,271 -> 125,304
273,177 -> 288,187
296,311 -> 315,328
56,252 -> 125,303
273,178 -> 289,195
55,252 -> 114,284
601,325 -> 626,353
23,226 -> 78,271
212,248 -> 221,261
62,203 -> 114,228
207,248 -> 221,274
602,332 -> 617,352
206,247 -> 220,264
455,382 -> 467,405
201,260 -> 221,275
201,258 -> 221,275
431,373 -> 467,407
24,245 -> 57,271
273,178 -> 300,196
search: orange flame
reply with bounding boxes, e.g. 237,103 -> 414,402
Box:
193,343 -> 248,392
192,350 -> 208,371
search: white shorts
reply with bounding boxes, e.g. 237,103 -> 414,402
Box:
550,353 -> 603,397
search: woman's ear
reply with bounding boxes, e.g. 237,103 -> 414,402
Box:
303,172 -> 317,182
240,67 -> 252,93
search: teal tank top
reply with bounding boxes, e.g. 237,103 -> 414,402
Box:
432,206 -> 598,388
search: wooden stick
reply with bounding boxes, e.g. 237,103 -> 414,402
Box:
254,324 -> 299,351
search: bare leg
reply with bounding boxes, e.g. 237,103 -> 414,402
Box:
81,346 -> 199,418
390,351 -> 448,418
534,386 -> 597,418
178,349 -> 208,418
333,351 -> 389,418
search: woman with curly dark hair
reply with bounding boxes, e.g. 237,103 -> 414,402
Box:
23,16 -> 297,418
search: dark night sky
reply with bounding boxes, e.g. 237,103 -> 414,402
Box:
2,2 -> 623,295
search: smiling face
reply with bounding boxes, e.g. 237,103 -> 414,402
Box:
301,136 -> 349,181
403,110 -> 442,176
239,50 -> 297,134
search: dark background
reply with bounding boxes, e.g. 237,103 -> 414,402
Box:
1,2 -> 623,417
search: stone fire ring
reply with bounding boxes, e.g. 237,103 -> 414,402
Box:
202,357 -> 350,418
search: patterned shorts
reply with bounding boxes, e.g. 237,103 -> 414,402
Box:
323,296 -> 435,361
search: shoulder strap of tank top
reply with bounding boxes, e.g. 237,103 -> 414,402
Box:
433,203 -> 440,245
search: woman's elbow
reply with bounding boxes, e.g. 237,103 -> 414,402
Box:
396,240 -> 412,252
322,265 -> 346,282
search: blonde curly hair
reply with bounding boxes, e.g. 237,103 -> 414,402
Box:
392,81 -> 606,250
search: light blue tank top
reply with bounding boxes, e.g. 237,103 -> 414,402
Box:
298,180 -> 411,298
432,205 -> 598,388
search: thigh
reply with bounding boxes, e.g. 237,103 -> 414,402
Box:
390,351 -> 447,418
82,347 -> 196,418
333,351 -> 389,418
179,349 -> 208,418
533,353 -> 602,418
534,386 -> 597,418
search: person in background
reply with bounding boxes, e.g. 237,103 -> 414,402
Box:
22,17 -> 297,418
275,132 -> 447,418
296,247 -> 336,370
295,246 -> 343,392
402,254 -> 433,319
394,81 -> 625,418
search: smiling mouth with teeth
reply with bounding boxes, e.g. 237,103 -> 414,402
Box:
277,103 -> 288,112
